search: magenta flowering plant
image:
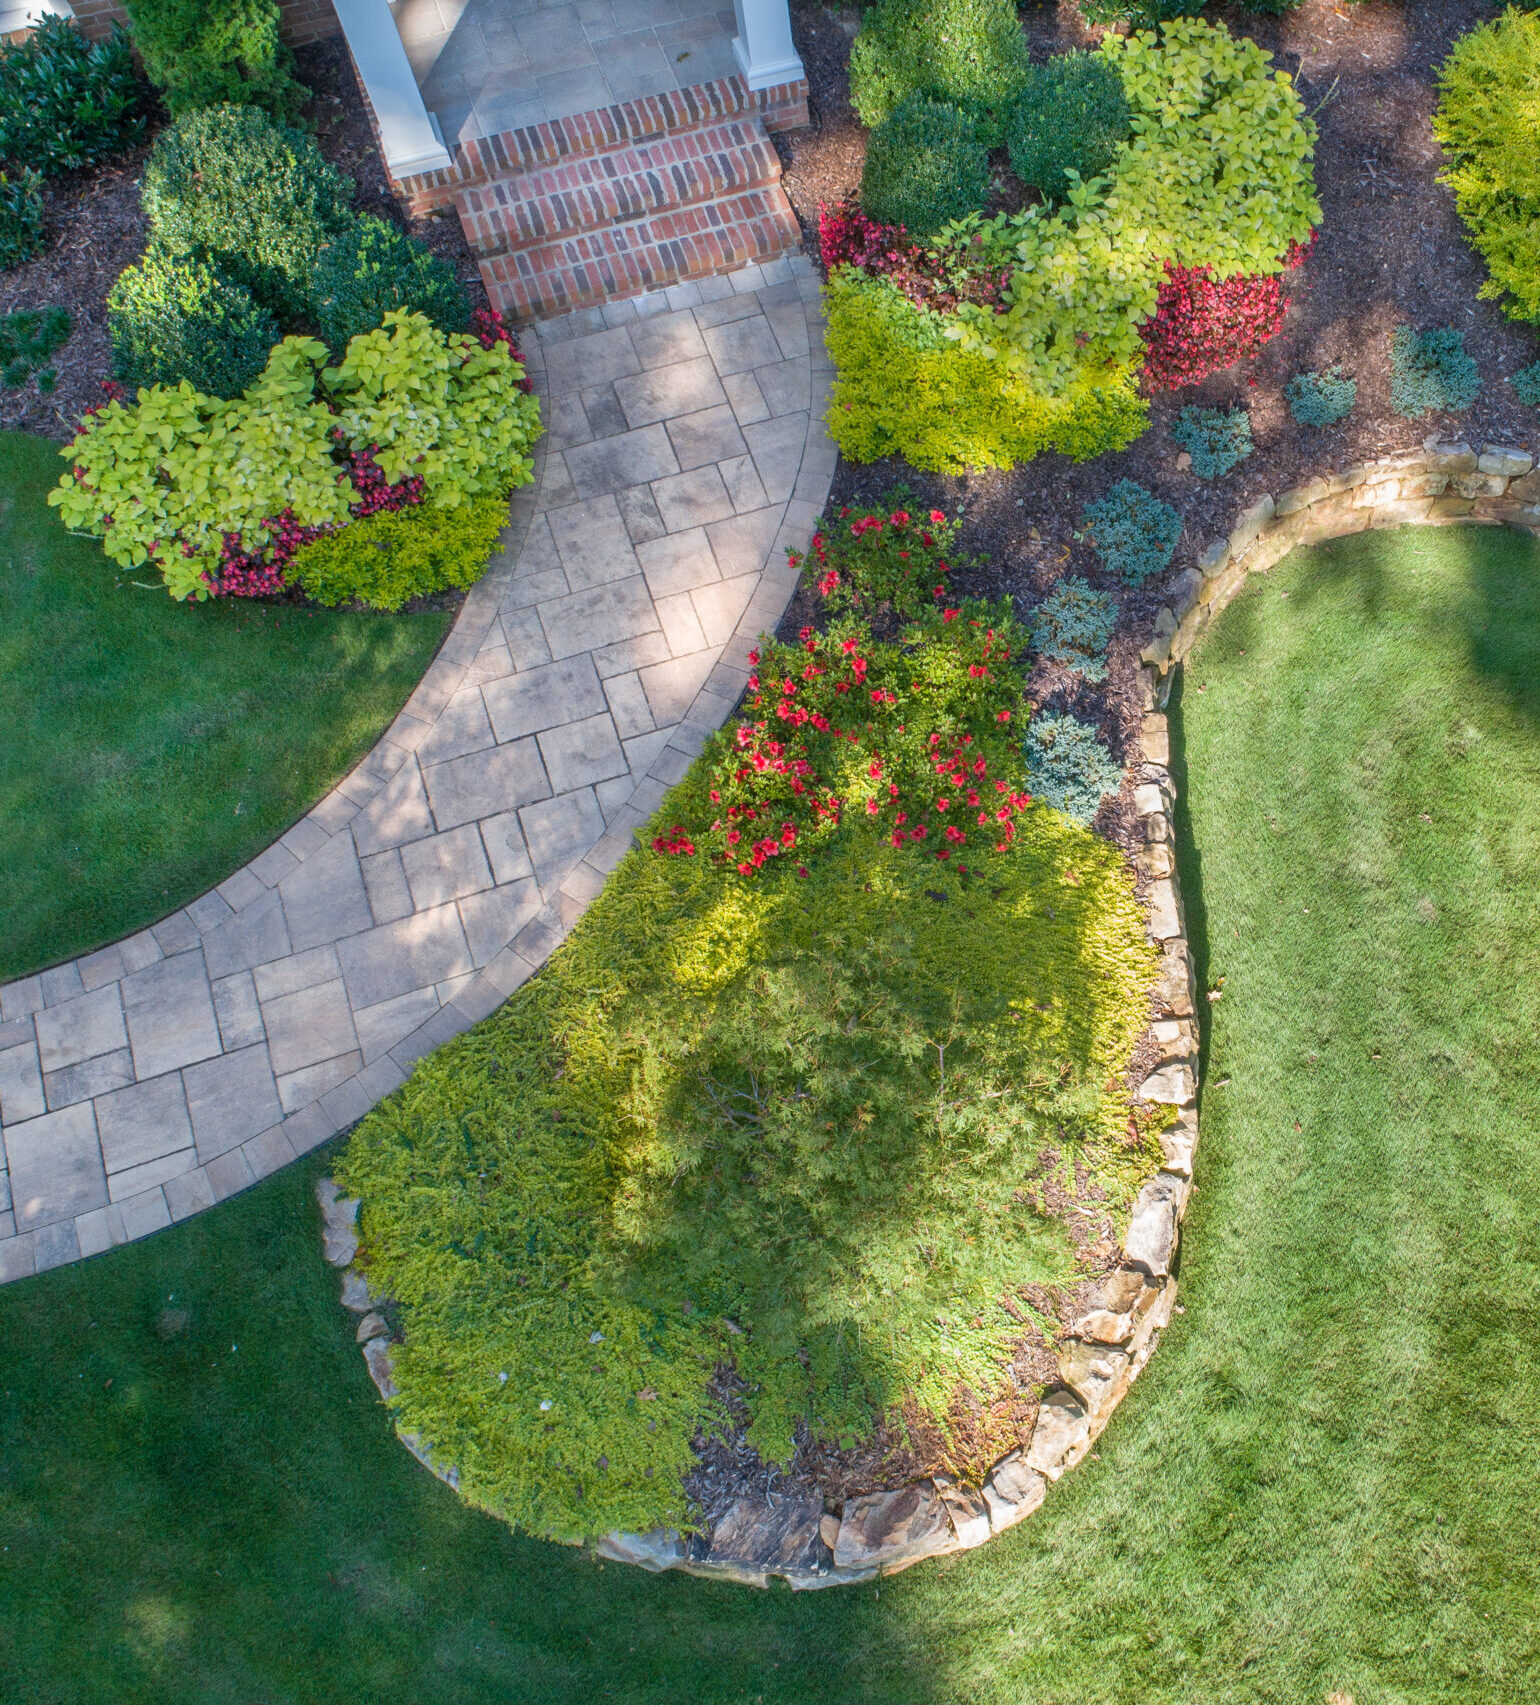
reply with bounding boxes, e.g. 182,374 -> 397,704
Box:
790,496 -> 962,621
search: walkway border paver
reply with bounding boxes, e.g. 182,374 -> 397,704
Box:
0,254 -> 835,1283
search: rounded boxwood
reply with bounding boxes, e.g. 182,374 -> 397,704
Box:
849,0 -> 1029,146
311,214 -> 469,353
108,247 -> 279,398
860,97 -> 990,239
1006,49 -> 1131,203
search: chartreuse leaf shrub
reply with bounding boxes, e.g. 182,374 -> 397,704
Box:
0,166 -> 43,271
1287,365 -> 1356,426
1434,8 -> 1540,324
1006,49 -> 1130,204
0,15 -> 145,178
291,491 -> 509,611
1172,405 -> 1253,480
0,304 -> 68,390
1023,711 -> 1124,826
107,248 -> 279,399
335,674 -> 1154,1537
312,214 -> 470,353
849,0 -> 1029,146
143,104 -> 352,321
1030,576 -> 1116,681
1511,362 -> 1540,408
50,311 -> 540,600
860,97 -> 988,239
122,0 -> 304,121
1389,325 -> 1480,419
1081,480 -> 1182,586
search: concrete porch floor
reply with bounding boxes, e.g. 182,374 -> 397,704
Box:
392,0 -> 743,146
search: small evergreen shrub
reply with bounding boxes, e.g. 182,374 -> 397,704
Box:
860,97 -> 988,238
0,304 -> 68,388
122,0 -> 304,121
1006,50 -> 1131,203
1389,325 -> 1481,419
0,166 -> 43,270
1081,480 -> 1182,586
1172,405 -> 1253,480
1030,577 -> 1116,682
311,214 -> 469,352
291,491 -> 508,610
1078,0 -> 1203,27
0,16 -> 145,177
1510,361 -> 1540,408
143,105 -> 353,320
1287,366 -> 1357,427
849,0 -> 1030,146
108,248 -> 279,398
1023,711 -> 1124,826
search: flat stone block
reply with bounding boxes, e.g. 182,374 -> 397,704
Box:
44,1049 -> 135,1109
538,714 -> 628,792
182,1043 -> 283,1160
546,493 -> 642,591
252,944 -> 341,1004
544,324 -> 643,391
278,1052 -> 363,1115
4,1101 -> 106,1229
34,984 -> 127,1075
205,1144 -> 256,1202
666,403 -> 748,471
482,654 -> 606,742
361,848 -> 415,926
95,1072 -> 193,1179
0,1041 -> 45,1125
350,760 -> 436,857
278,834 -> 374,955
702,315 -> 783,375
519,789 -> 607,888
353,985 -> 442,1062
423,737 -> 551,830
652,464 -> 735,533
121,951 -> 222,1081
201,887 -> 292,981
163,1167 -> 215,1221
262,978 -> 360,1077
635,528 -> 720,600
639,651 -> 715,726
337,903 -> 474,1010
414,686 -> 497,767
705,506 -> 783,580
537,575 -> 661,662
39,964 -> 85,1007
563,424 -> 680,500
401,825 -> 495,910
32,1218 -> 83,1272
477,811 -> 535,885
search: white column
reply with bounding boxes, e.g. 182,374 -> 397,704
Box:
0,0 -> 74,35
331,0 -> 453,179
730,0 -> 804,92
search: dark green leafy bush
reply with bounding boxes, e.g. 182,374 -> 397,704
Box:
0,17 -> 145,177
143,104 -> 353,320
1286,366 -> 1357,426
122,0 -> 304,120
1006,50 -> 1130,203
1172,405 -> 1253,480
1511,362 -> 1540,408
0,304 -> 69,389
849,0 -> 1029,146
1389,325 -> 1480,418
290,491 -> 508,611
107,248 -> 278,399
0,166 -> 43,271
1077,0 -> 1203,27
859,97 -> 988,238
1081,480 -> 1182,586
311,214 -> 469,352
1023,711 -> 1124,825
1030,576 -> 1117,682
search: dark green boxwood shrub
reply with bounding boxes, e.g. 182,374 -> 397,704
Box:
860,97 -> 989,238
1030,576 -> 1116,681
1006,50 -> 1130,203
143,104 -> 353,320
290,491 -> 509,611
0,17 -> 145,178
1077,0 -> 1204,28
1287,366 -> 1356,426
1389,325 -> 1480,418
0,304 -> 69,389
312,214 -> 469,352
0,166 -> 43,271
1511,362 -> 1540,409
849,0 -> 1029,146
121,0 -> 303,120
108,248 -> 279,398
1172,405 -> 1253,480
1081,480 -> 1182,586
1023,711 -> 1124,825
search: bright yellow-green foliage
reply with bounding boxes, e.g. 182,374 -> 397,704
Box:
337,789 -> 1154,1540
824,270 -> 1149,472
1434,7 -> 1540,323
290,491 -> 509,611
949,19 -> 1319,385
49,312 -> 540,600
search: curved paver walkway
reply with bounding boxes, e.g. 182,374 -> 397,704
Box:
0,255 -> 834,1283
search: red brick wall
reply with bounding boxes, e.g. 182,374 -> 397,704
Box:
69,0 -> 340,47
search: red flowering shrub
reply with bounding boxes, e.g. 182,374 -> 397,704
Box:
1138,235 -> 1315,392
818,199 -> 1013,318
471,305 -> 534,393
790,499 -> 960,620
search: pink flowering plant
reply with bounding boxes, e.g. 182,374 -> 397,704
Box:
791,497 -> 963,621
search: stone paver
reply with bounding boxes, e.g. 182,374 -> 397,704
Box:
0,256 -> 835,1283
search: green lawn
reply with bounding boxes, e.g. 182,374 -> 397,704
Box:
0,431 -> 450,982
1,524 -> 1538,1702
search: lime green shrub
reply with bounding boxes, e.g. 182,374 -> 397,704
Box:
312,214 -> 469,353
849,0 -> 1029,145
107,248 -> 279,399
1006,49 -> 1131,204
1434,7 -> 1540,323
860,97 -> 988,238
142,104 -> 352,320
291,491 -> 508,611
122,0 -> 304,120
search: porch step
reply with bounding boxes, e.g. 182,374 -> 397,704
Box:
455,118 -> 783,258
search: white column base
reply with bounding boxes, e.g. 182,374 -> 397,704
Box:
332,0 -> 454,180
730,0 -> 804,92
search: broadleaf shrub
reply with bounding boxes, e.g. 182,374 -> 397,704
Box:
849,0 -> 1029,145
107,248 -> 279,399
290,491 -> 508,610
143,104 -> 353,320
1286,366 -> 1356,426
1077,0 -> 1203,28
1005,49 -> 1130,204
860,97 -> 988,238
0,304 -> 68,389
1172,405 -> 1253,480
1022,711 -> 1124,826
0,166 -> 43,270
122,0 -> 304,120
1081,481 -> 1182,586
1137,241 -> 1310,392
0,16 -> 145,177
1030,576 -> 1116,681
1510,362 -> 1540,408
1389,325 -> 1480,419
311,213 -> 469,352
792,497 -> 960,621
